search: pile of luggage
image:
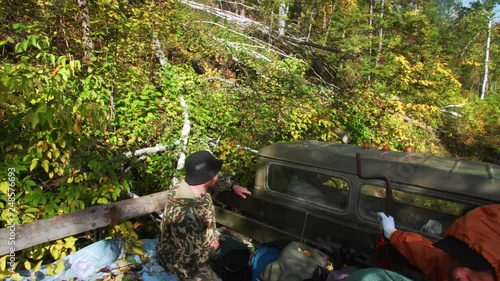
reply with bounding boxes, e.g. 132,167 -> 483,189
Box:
211,239 -> 365,281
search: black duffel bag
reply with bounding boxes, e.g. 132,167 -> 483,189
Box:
211,248 -> 252,281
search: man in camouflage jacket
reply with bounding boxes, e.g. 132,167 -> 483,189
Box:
157,151 -> 251,281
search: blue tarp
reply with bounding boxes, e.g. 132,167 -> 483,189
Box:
7,238 -> 178,281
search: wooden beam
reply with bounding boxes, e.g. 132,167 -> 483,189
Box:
0,190 -> 170,255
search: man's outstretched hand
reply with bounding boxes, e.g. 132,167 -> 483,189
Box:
210,238 -> 220,251
232,185 -> 251,199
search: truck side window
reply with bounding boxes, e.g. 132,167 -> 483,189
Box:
359,185 -> 386,218
268,165 -> 350,210
392,190 -> 476,237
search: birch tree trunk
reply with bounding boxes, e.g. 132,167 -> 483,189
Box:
153,33 -> 190,185
150,0 -> 190,184
77,0 -> 93,60
369,0 -> 374,57
376,0 -> 385,65
278,1 -> 288,37
240,0 -> 245,17
480,17 -> 492,99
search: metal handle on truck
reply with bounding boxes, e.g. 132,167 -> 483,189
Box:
356,152 -> 393,216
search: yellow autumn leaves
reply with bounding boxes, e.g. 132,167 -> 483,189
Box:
0,237 -> 77,280
395,55 -> 462,88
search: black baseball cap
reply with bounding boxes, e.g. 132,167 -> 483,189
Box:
433,236 -> 494,272
184,151 -> 223,185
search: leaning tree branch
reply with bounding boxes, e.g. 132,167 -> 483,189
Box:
181,0 -> 269,32
188,20 -> 293,59
180,0 -> 340,55
213,36 -> 273,62
235,144 -> 258,154
386,109 -> 445,134
282,36 -> 341,53
124,144 -> 170,158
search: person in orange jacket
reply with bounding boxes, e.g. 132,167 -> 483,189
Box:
378,204 -> 500,281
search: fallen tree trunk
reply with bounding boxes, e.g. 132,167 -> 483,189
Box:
0,190 -> 170,255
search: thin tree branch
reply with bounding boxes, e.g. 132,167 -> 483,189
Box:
460,32 -> 480,58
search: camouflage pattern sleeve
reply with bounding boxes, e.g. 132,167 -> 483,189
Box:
216,175 -> 234,192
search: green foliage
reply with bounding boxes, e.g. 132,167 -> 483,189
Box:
393,189 -> 468,216
0,5 -> 177,274
442,92 -> 500,160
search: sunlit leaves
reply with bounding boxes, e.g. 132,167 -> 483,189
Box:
13,35 -> 49,53
29,158 -> 39,172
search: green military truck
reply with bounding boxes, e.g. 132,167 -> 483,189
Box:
213,140 -> 500,280
3,140 -> 499,280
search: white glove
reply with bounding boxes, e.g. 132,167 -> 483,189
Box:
420,219 -> 442,235
377,212 -> 397,239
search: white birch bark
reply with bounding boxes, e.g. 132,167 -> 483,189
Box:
369,0 -> 374,57
174,96 -> 191,185
124,144 -> 170,158
77,0 -> 93,60
153,34 -> 168,67
190,21 -> 291,57
278,1 -> 288,37
376,0 -> 385,65
235,144 -> 258,154
213,36 -> 273,62
240,0 -> 246,17
480,18 -> 492,99
181,0 -> 269,33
